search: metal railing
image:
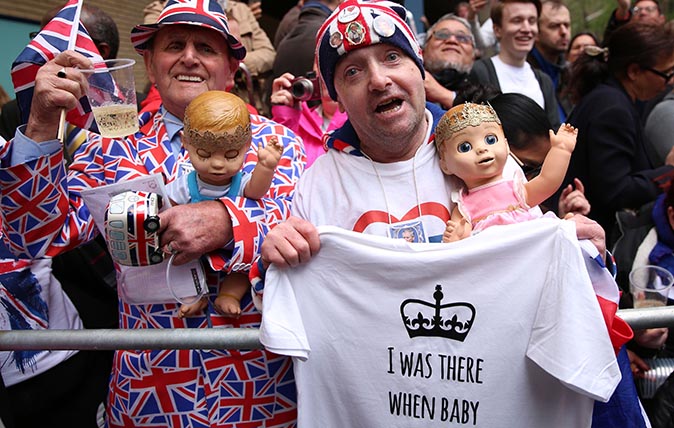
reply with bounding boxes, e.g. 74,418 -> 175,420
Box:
1,307 -> 673,351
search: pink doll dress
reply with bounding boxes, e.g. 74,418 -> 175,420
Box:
456,172 -> 538,234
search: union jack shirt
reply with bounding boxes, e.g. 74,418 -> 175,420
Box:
0,106 -> 304,427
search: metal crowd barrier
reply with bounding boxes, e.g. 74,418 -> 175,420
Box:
1,307 -> 673,351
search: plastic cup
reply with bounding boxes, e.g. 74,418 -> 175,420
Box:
81,58 -> 139,138
629,265 -> 674,308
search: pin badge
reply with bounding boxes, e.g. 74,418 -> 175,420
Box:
373,15 -> 395,38
329,31 -> 343,48
338,5 -> 360,23
345,21 -> 366,45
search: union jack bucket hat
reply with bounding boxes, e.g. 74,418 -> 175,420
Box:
130,0 -> 246,60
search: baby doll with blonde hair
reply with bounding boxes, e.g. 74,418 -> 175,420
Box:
166,90 -> 284,318
435,102 -> 577,242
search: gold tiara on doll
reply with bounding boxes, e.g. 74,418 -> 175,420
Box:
435,102 -> 501,144
183,116 -> 252,153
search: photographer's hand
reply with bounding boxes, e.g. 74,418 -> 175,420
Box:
271,72 -> 298,109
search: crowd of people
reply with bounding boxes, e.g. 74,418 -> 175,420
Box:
0,0 -> 673,427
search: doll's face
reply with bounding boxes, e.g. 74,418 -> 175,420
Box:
185,139 -> 246,187
438,122 -> 509,189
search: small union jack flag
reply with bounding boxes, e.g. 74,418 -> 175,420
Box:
10,0 -> 103,133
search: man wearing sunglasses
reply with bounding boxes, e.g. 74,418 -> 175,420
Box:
422,13 -> 477,109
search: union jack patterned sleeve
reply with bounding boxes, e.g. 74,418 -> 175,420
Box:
0,108 -> 305,267
0,108 -> 304,427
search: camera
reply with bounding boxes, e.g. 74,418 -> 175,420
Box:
291,71 -> 321,102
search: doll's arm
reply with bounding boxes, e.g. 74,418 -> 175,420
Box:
524,123 -> 577,207
442,206 -> 472,243
245,136 -> 284,199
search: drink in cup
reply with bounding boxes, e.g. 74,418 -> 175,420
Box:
629,265 -> 674,308
81,58 -> 139,138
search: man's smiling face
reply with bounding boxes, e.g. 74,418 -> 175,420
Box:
144,25 -> 238,119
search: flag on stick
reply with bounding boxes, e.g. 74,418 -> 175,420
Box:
11,0 -> 104,133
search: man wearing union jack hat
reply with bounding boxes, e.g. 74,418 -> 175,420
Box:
258,1 -> 645,427
0,0 -> 303,426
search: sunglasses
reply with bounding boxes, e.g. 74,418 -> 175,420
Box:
645,67 -> 674,82
431,29 -> 473,45
510,153 -> 542,180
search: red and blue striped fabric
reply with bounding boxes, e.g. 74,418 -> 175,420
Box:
10,0 -> 103,133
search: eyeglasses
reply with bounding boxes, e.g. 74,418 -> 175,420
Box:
510,153 -> 542,180
633,5 -> 659,13
431,29 -> 474,45
645,67 -> 674,82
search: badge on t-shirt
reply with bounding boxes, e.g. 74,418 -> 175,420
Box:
179,161 -> 194,177
388,219 -> 428,243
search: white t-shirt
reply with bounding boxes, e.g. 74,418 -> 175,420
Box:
292,110 -> 524,242
492,55 -> 546,109
261,221 -> 621,428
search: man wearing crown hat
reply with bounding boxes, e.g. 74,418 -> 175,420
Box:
0,0 -> 304,426
258,1 -> 644,426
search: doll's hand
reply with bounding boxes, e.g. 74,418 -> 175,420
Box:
270,73 -> 298,108
214,294 -> 242,319
442,219 -> 471,242
178,297 -> 208,318
257,136 -> 283,170
558,178 -> 591,217
549,123 -> 577,154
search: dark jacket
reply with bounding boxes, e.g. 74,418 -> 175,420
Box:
272,1 -> 332,80
469,56 -> 561,130
565,78 -> 674,236
527,47 -> 572,121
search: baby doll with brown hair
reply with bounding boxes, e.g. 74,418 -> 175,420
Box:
434,102 -> 577,242
166,90 -> 283,318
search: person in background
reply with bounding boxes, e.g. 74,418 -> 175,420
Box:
566,31 -> 599,64
0,0 -> 304,426
564,21 -> 674,243
604,0 -> 666,41
644,84 -> 674,168
272,0 -> 341,82
274,0 -> 303,48
270,72 -> 347,168
527,0 -> 571,121
422,13 -> 478,109
469,0 -> 561,129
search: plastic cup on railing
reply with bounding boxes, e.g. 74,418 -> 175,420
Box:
81,58 -> 139,138
629,265 -> 674,308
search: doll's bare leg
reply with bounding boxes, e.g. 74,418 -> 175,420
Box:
213,272 -> 251,319
178,297 -> 208,318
